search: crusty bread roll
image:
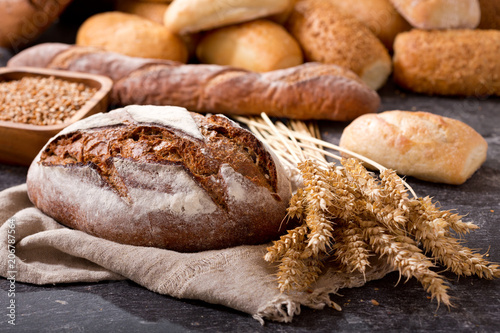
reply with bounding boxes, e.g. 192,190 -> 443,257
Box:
327,0 -> 411,50
389,0 -> 480,29
478,0 -> 500,30
286,0 -> 392,91
115,0 -> 168,24
163,0 -> 292,34
196,19 -> 303,72
0,0 -> 73,49
27,105 -> 293,252
76,11 -> 188,62
393,29 -> 500,96
8,43 -> 381,121
339,111 -> 488,185
114,0 -> 201,59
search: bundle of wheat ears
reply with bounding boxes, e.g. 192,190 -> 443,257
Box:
234,113 -> 499,308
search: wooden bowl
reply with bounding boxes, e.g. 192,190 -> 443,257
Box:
0,67 -> 113,165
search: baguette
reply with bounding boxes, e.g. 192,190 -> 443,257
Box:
393,29 -> 500,96
8,43 -> 380,121
286,0 -> 392,91
389,0 -> 480,29
27,105 -> 292,252
339,111 -> 488,185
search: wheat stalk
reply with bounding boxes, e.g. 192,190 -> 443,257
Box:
234,113 -> 499,308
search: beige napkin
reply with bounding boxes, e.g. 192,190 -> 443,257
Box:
0,184 -> 392,323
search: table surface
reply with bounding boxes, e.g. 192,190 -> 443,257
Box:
1,3 -> 500,332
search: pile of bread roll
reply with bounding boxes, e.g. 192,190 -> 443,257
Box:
72,0 -> 500,97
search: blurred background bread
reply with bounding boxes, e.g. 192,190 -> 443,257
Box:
115,0 -> 168,24
389,0 -> 480,29
0,0 -> 74,50
477,0 -> 500,29
327,0 -> 411,51
286,0 -> 392,90
339,111 -> 488,185
76,11 -> 188,62
196,19 -> 303,72
163,0 -> 293,34
393,29 -> 500,96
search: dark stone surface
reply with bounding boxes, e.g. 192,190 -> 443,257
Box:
1,5 -> 499,330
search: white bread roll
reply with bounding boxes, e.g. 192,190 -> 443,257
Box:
163,0 -> 292,34
286,0 -> 392,91
76,11 -> 188,62
196,19 -> 303,72
327,0 -> 411,50
389,0 -> 480,29
339,111 -> 488,185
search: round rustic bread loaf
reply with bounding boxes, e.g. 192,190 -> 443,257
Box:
26,105 -> 292,252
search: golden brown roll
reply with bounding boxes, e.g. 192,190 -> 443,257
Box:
327,0 -> 411,50
196,19 -> 303,72
477,0 -> 500,30
389,0 -> 480,29
163,0 -> 292,34
76,11 -> 188,62
286,0 -> 392,90
339,111 -> 488,185
393,29 -> 500,96
115,0 -> 168,24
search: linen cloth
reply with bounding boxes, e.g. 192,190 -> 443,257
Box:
0,184 -> 392,323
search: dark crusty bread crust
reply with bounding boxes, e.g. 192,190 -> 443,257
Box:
8,43 -> 380,121
26,105 -> 292,252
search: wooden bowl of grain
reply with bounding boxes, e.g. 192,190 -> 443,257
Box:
0,67 -> 113,165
